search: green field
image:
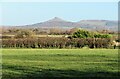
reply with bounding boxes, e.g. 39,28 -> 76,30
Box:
1,49 -> 119,79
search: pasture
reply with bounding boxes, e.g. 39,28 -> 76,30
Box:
1,49 -> 119,79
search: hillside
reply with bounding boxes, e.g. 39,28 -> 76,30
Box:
23,17 -> 80,29
2,17 -> 118,32
78,20 -> 118,31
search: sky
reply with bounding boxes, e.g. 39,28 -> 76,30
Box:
0,0 -> 119,2
0,2 -> 118,26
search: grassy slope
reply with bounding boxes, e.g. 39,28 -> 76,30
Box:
2,49 -> 119,79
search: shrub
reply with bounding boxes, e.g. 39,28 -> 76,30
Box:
94,33 -> 111,38
15,30 -> 35,38
72,29 -> 93,38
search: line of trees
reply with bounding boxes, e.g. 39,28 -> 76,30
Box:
2,37 -> 112,48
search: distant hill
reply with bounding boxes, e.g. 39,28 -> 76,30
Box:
23,17 -> 80,29
78,20 -> 118,31
3,17 -> 118,32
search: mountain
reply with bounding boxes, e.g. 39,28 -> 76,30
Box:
23,17 -> 80,29
5,17 -> 118,32
77,20 -> 118,31
47,17 -> 66,22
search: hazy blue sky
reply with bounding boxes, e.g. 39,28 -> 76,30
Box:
0,2 -> 118,26
0,0 -> 119,2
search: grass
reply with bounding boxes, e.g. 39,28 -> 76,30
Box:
1,49 -> 119,79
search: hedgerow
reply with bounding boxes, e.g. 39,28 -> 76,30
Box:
2,37 -> 111,48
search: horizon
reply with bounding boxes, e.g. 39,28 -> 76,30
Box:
0,2 -> 118,26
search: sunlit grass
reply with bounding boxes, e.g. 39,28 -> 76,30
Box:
2,49 -> 119,79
